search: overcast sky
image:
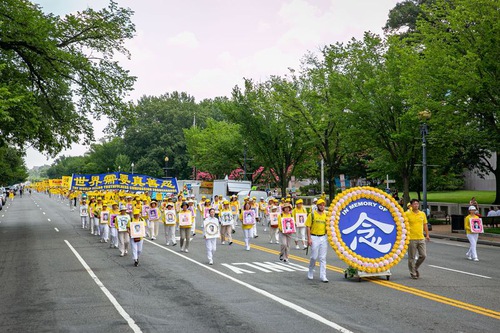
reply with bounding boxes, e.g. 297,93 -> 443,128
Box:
26,0 -> 399,168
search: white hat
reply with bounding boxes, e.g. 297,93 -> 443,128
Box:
468,206 -> 477,211
313,198 -> 318,202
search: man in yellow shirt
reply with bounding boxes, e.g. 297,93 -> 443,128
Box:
406,199 -> 430,279
306,199 -> 328,283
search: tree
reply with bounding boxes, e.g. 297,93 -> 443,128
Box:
226,78 -> 312,196
0,146 -> 28,185
405,0 -> 500,203
184,119 -> 243,178
384,0 -> 435,35
0,0 -> 136,155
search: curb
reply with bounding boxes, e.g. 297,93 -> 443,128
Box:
430,234 -> 500,247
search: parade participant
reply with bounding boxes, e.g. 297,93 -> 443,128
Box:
109,202 -> 119,249
406,199 -> 430,279
230,195 -> 240,227
311,197 -> 318,214
163,202 -> 177,246
278,203 -> 294,262
306,198 -> 329,283
240,202 -> 255,251
249,197 -> 259,238
178,201 -> 193,252
201,199 -> 212,221
148,200 -> 161,240
79,199 -> 89,229
129,208 -> 147,266
268,202 -> 280,244
219,200 -> 233,245
258,197 -> 267,231
175,194 -> 184,213
188,199 -> 197,237
292,199 -> 308,249
212,195 -> 221,218
125,195 -> 134,217
203,208 -> 220,265
140,198 -> 150,238
116,204 -> 131,257
197,195 -> 206,227
99,201 -> 110,243
465,206 -> 480,261
89,197 -> 97,235
93,197 -> 103,236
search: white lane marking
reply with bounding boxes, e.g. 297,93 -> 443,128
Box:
54,228 -> 59,232
146,240 -> 353,333
64,240 -> 142,333
428,265 -> 492,279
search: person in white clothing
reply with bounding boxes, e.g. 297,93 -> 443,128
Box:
203,208 -> 220,265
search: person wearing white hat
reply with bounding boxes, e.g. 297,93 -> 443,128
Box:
405,199 -> 430,279
465,206 -> 480,261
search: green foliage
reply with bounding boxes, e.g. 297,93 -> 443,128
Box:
0,0 -> 135,156
0,146 -> 28,185
184,118 -> 243,178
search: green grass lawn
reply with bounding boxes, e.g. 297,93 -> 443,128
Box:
484,228 -> 500,234
408,190 -> 495,204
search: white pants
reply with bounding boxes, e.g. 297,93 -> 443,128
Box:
94,218 -> 100,235
109,227 -> 118,248
232,214 -> 239,226
118,232 -> 130,254
308,235 -> 328,280
130,238 -> 143,260
164,224 -> 176,245
90,217 -> 95,234
466,233 -> 479,259
295,227 -> 306,243
269,227 -> 279,243
81,216 -> 88,229
100,224 -> 109,241
205,238 -> 217,261
191,220 -> 196,234
150,222 -> 160,238
252,223 -> 258,237
243,228 -> 253,249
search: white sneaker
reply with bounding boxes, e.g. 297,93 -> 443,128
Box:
180,248 -> 185,252
473,258 -> 479,261
221,241 -> 226,245
269,240 -> 273,244
320,277 -> 329,283
307,270 -> 314,280
295,245 -> 300,250
467,256 -> 472,260
245,246 -> 250,251
184,249 -> 189,253
209,260 -> 213,265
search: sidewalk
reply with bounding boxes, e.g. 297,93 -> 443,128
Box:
430,224 -> 500,247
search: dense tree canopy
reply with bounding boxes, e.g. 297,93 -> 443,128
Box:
0,0 -> 135,155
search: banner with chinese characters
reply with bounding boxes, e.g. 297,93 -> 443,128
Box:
70,172 -> 178,194
62,176 -> 72,189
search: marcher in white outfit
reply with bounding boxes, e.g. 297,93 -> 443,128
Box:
80,199 -> 89,229
203,208 -> 220,265
116,205 -> 131,257
163,203 -> 177,246
99,202 -> 110,243
129,209 -> 147,266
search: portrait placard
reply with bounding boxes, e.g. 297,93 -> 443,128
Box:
282,217 -> 296,234
141,205 -> 149,217
269,212 -> 279,226
470,218 -> 484,233
178,212 -> 192,226
242,210 -> 256,225
109,214 -> 117,228
295,213 -> 307,227
220,212 -> 234,226
100,211 -> 110,224
231,205 -> 237,213
126,203 -> 133,213
116,215 -> 130,232
149,207 -> 160,222
164,210 -> 176,225
129,221 -> 146,238
204,207 -> 211,219
204,220 -> 220,239
80,205 -> 88,217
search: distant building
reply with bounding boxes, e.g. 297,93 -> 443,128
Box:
463,152 -> 496,191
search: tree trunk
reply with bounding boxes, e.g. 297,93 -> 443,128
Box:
493,152 -> 500,205
402,175 -> 410,206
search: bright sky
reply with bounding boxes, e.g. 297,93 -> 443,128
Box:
26,0 -> 400,168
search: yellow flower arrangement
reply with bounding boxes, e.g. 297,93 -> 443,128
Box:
327,186 -> 409,273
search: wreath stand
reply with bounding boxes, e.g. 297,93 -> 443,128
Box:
344,266 -> 391,282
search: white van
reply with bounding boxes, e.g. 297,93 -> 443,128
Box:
237,190 -> 268,209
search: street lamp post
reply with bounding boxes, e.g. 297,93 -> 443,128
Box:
131,162 -> 134,175
419,110 -> 431,217
118,165 -> 121,173
164,156 -> 169,178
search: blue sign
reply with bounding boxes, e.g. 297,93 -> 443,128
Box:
70,172 -> 178,194
338,199 -> 397,259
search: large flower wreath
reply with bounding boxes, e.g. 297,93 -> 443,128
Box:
327,186 -> 409,273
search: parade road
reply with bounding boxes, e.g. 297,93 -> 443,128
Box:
0,193 -> 499,333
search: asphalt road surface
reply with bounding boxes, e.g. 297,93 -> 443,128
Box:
0,193 -> 499,333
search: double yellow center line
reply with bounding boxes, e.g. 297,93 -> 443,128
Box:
225,236 -> 500,320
